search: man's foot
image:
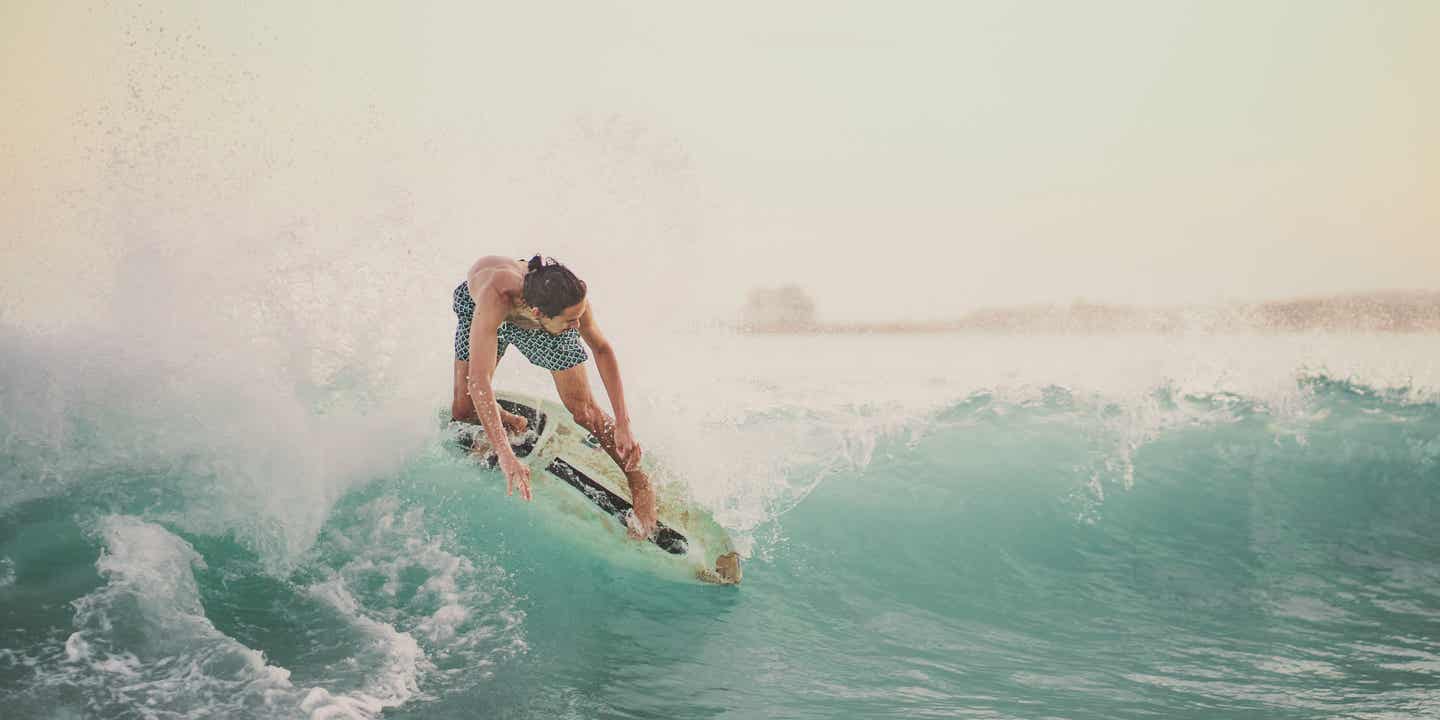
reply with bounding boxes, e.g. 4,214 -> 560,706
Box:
623,469 -> 657,540
500,410 -> 528,434
450,411 -> 528,434
715,552 -> 742,584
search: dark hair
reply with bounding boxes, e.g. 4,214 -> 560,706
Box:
522,254 -> 587,317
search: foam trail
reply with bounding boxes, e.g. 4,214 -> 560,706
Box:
17,516 -> 302,718
304,580 -> 427,716
311,497 -> 529,685
0,516 -> 488,719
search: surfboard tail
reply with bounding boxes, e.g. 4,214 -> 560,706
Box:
714,552 -> 742,585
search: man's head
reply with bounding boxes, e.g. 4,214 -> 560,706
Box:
523,254 -> 588,334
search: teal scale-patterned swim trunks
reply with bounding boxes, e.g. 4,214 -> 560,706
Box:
452,281 -> 589,371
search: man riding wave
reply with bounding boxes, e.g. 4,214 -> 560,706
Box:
450,254 -> 658,539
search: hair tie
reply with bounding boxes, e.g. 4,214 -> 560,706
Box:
528,254 -> 544,272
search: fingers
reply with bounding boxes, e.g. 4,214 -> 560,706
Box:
519,466 -> 531,501
507,470 -> 532,500
506,463 -> 528,495
619,443 -> 643,471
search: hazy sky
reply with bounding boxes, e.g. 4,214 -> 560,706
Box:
3,0 -> 1437,324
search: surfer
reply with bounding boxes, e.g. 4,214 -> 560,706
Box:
450,254 -> 658,540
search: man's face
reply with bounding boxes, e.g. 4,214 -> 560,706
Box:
536,299 -> 587,334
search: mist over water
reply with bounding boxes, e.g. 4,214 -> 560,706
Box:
6,1 -> 1438,327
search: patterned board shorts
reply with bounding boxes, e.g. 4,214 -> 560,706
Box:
452,282 -> 589,371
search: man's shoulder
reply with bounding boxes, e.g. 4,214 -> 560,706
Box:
465,260 -> 521,322
469,254 -> 524,275
468,257 -> 524,287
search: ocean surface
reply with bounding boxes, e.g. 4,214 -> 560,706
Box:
3,330 -> 1440,719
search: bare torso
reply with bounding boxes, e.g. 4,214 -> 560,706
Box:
465,255 -> 542,330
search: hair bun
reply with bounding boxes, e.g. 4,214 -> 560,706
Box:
520,255 -> 587,317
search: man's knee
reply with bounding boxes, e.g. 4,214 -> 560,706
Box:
451,381 -> 475,421
564,398 -> 603,429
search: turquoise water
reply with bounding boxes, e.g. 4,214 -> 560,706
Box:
4,332 -> 1440,719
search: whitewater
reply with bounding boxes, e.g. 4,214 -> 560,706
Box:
4,322 -> 1440,719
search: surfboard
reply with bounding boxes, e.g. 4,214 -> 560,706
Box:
454,391 -> 742,585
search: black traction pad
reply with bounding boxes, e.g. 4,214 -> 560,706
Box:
545,457 -> 689,555
457,398 -> 546,461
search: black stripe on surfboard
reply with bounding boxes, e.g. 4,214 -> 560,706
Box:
545,457 -> 689,555
457,399 -> 547,463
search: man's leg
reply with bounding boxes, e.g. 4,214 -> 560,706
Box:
451,360 -> 475,421
451,358 -> 526,432
551,363 -> 656,534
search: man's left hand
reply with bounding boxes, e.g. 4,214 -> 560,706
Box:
615,423 -> 643,471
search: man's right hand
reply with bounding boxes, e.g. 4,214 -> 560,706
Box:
498,452 -> 532,501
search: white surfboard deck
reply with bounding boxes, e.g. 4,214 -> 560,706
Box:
457,391 -> 741,585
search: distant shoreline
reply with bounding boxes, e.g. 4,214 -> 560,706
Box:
737,291 -> 1440,335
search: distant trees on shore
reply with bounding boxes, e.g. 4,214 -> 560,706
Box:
737,288 -> 1440,334
740,285 -> 818,332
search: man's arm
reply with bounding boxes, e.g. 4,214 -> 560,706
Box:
467,291 -> 532,499
578,305 -> 633,434
578,305 -> 651,536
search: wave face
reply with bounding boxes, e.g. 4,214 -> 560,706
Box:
3,330 -> 1440,719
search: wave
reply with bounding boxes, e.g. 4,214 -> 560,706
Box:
5,318 -> 1440,717
0,508 -> 528,719
5,516 -> 303,718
